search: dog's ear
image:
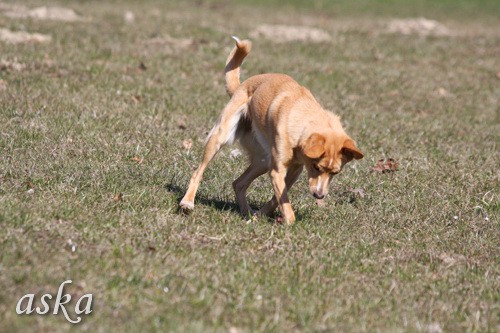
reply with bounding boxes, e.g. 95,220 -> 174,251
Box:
342,139 -> 364,160
303,133 -> 326,159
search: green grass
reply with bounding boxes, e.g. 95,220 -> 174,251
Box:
0,0 -> 499,332
231,0 -> 500,19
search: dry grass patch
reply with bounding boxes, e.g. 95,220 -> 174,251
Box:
387,17 -> 451,36
0,28 -> 51,44
250,24 -> 331,43
1,3 -> 83,22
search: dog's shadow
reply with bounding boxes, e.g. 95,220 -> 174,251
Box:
166,182 -> 242,214
166,182 -> 312,222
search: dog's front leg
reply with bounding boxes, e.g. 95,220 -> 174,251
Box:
259,164 -> 303,218
269,165 -> 295,224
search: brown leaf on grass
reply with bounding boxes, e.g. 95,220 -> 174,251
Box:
182,139 -> 193,151
178,121 -> 187,130
112,192 -> 124,201
130,156 -> 143,164
138,61 -> 147,71
0,79 -> 7,91
370,158 -> 398,173
132,94 -> 142,104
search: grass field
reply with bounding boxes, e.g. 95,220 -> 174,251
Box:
0,0 -> 499,332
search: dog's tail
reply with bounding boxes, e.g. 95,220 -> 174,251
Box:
224,36 -> 252,97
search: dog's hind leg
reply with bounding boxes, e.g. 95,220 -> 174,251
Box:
232,156 -> 269,217
232,126 -> 272,217
179,92 -> 249,211
232,129 -> 269,216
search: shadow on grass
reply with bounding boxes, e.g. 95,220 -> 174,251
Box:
166,182 -> 317,224
165,182 -> 241,213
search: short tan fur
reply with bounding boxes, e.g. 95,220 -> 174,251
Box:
180,37 -> 364,224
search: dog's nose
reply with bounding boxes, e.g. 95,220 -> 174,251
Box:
313,192 -> 325,200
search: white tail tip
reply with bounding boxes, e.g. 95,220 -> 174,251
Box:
231,35 -> 241,44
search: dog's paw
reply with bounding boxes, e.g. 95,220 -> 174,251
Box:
276,214 -> 295,225
179,200 -> 194,213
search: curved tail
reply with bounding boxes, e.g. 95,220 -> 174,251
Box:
224,36 -> 252,97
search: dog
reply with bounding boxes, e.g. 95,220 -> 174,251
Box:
179,37 -> 364,224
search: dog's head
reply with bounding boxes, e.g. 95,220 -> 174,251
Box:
301,133 -> 363,199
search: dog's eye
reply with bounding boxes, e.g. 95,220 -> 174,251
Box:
313,164 -> 320,171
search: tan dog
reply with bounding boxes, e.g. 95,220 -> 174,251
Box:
179,37 -> 364,224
